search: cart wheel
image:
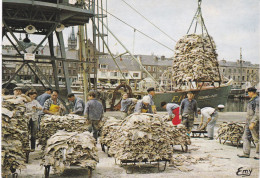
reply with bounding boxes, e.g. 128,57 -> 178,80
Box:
88,167 -> 92,178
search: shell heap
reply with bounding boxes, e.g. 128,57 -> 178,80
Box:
1,98 -> 30,176
217,122 -> 245,142
99,116 -> 123,148
172,34 -> 220,83
108,114 -> 173,162
42,130 -> 98,174
38,114 -> 89,150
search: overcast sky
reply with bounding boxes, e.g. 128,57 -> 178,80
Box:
2,0 -> 260,64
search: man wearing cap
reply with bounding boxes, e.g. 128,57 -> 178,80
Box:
67,93 -> 85,116
179,91 -> 198,134
120,93 -> 138,118
134,95 -> 153,114
161,102 -> 181,125
3,87 -> 31,102
147,87 -> 157,114
238,87 -> 259,159
197,105 -> 224,140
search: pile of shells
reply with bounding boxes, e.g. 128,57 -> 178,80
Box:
172,34 -> 220,84
108,114 -> 173,162
1,98 -> 30,176
38,114 -> 89,150
42,130 -> 98,174
163,122 -> 191,147
217,122 -> 245,142
99,117 -> 122,148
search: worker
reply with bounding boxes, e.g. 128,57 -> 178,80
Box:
67,93 -> 85,116
43,90 -> 65,115
3,87 -> 31,102
134,95 -> 153,114
84,91 -> 104,141
179,91 -> 198,134
98,86 -> 107,112
25,90 -> 43,151
197,105 -> 224,140
37,88 -> 52,106
147,87 -> 157,113
120,92 -> 138,118
238,87 -> 259,159
161,102 -> 181,125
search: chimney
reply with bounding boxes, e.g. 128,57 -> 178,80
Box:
161,55 -> 165,60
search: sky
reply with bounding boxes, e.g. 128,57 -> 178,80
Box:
2,0 -> 260,64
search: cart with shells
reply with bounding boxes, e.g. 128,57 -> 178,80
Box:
42,131 -> 98,178
217,122 -> 245,148
2,99 -> 31,178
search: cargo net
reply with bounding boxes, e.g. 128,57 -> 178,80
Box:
42,130 -> 99,174
1,99 -> 30,176
172,34 -> 221,85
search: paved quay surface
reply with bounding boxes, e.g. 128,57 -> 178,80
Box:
17,112 -> 259,178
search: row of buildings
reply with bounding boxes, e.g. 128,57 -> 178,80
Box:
2,28 -> 259,89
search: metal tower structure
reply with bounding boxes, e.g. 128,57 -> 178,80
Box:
2,0 -> 94,95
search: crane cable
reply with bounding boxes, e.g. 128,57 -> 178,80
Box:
96,5 -> 175,52
121,0 -> 177,43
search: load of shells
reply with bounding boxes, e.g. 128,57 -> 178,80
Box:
38,114 -> 89,150
108,114 -> 173,162
1,98 -> 30,176
42,130 -> 99,174
99,116 -> 123,148
172,34 -> 221,84
217,122 -> 245,143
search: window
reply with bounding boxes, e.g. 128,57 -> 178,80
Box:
223,69 -> 225,72
133,73 -> 139,77
148,66 -> 151,71
238,76 -> 240,81
111,72 -> 118,77
58,69 -> 62,74
92,68 -> 95,72
242,76 -> 245,81
247,70 -> 249,73
74,63 -> 77,68
69,70 -> 71,75
73,70 -> 76,75
59,62 -> 62,67
153,67 -> 156,72
233,76 -> 235,80
123,73 -> 129,77
234,69 -> 236,73
101,72 -> 106,77
100,64 -> 107,69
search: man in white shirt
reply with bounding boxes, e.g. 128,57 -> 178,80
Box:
197,105 -> 224,140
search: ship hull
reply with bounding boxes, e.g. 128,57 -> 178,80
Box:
154,85 -> 232,111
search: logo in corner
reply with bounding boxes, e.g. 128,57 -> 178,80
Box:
236,167 -> 252,177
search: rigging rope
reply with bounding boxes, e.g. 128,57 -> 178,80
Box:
121,0 -> 177,43
96,5 -> 175,52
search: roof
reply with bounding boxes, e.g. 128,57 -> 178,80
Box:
219,59 -> 259,68
135,54 -> 173,66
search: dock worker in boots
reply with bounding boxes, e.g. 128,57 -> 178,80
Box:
197,105 -> 224,140
147,87 -> 157,114
134,95 -> 153,114
67,93 -> 85,116
84,91 -> 104,141
238,87 -> 259,159
179,91 -> 198,135
161,102 -> 181,125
